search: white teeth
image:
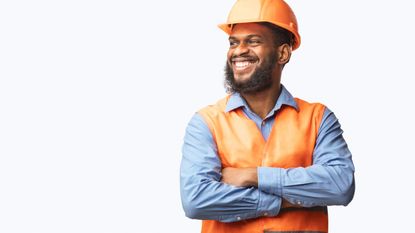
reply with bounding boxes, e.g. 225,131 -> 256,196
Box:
235,61 -> 250,68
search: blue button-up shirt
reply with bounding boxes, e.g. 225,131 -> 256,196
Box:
180,85 -> 355,222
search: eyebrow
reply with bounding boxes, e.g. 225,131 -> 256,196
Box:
228,34 -> 263,40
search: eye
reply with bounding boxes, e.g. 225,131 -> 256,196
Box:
229,40 -> 238,47
247,39 -> 261,45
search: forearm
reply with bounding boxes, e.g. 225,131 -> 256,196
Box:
181,171 -> 281,222
258,164 -> 355,207
221,165 -> 354,207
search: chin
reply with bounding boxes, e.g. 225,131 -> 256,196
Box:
234,73 -> 254,84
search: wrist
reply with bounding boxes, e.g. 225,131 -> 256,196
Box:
245,168 -> 258,187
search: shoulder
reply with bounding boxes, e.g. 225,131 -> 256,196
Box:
292,97 -> 327,127
294,97 -> 326,112
198,96 -> 230,118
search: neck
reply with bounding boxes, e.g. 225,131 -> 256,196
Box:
241,83 -> 281,119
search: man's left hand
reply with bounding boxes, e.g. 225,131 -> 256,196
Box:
221,167 -> 258,187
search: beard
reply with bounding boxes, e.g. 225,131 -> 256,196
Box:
224,51 -> 277,94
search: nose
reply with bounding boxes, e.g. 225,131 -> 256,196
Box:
232,43 -> 249,57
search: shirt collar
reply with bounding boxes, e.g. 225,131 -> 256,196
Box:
225,85 -> 299,115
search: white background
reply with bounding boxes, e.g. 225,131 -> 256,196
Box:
1,0 -> 414,232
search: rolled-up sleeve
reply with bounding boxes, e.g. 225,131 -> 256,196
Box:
180,114 -> 282,222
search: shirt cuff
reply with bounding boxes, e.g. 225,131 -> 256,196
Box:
257,189 -> 281,217
257,167 -> 283,196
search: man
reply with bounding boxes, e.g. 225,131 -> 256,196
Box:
180,0 -> 355,232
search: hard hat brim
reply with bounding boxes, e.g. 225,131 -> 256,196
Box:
218,21 -> 301,50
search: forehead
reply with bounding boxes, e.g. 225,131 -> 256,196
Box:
229,23 -> 273,38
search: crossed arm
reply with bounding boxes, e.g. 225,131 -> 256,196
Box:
180,110 -> 355,222
221,167 -> 297,209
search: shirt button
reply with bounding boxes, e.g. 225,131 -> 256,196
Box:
263,212 -> 268,216
261,121 -> 265,126
236,216 -> 241,221
296,200 -> 302,205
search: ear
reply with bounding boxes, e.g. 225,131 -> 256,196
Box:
277,44 -> 292,65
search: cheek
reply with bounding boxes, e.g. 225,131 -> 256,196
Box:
252,48 -> 265,59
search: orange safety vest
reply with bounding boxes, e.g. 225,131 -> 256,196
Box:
198,95 -> 328,233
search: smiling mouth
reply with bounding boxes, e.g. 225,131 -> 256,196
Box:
232,60 -> 258,72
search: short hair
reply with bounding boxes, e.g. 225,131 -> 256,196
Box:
260,22 -> 295,48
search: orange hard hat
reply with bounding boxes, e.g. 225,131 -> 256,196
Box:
218,0 -> 301,50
